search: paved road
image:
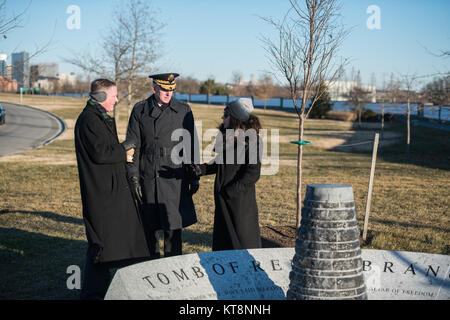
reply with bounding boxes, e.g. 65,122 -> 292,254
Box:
0,102 -> 65,157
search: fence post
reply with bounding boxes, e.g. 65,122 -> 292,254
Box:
362,133 -> 380,243
207,94 -> 210,105
280,97 -> 283,108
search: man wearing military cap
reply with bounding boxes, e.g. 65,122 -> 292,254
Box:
125,73 -> 199,259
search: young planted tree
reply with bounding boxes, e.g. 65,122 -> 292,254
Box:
399,73 -> 420,155
262,0 -> 349,230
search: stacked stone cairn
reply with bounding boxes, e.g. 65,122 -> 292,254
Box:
287,184 -> 368,300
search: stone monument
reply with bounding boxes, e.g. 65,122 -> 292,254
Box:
104,184 -> 449,300
287,184 -> 368,300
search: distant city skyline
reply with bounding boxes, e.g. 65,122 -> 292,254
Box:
0,0 -> 449,89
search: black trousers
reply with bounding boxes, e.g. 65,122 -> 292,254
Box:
80,245 -> 148,300
144,227 -> 182,259
140,200 -> 183,258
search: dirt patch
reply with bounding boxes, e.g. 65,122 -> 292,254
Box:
261,226 -> 297,248
261,225 -> 368,248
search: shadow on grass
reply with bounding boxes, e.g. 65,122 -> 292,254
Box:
0,209 -> 83,225
0,227 -> 87,300
327,122 -> 450,170
182,228 -> 212,248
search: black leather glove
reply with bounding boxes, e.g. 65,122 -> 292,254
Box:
187,180 -> 200,196
129,176 -> 143,204
121,138 -> 137,151
184,164 -> 203,181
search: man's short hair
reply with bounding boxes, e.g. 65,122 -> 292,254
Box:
90,79 -> 116,93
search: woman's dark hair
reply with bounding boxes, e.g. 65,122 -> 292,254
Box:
219,114 -> 262,134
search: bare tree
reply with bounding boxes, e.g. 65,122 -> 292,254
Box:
65,22 -> 129,121
399,73 -> 421,154
118,0 -> 164,118
230,70 -> 245,96
386,72 -> 401,104
378,73 -> 391,136
1,1 -> 54,91
0,0 -> 30,38
65,0 -> 164,122
176,76 -> 201,94
423,75 -> 450,106
344,70 -> 371,128
255,74 -> 276,110
262,0 -> 349,230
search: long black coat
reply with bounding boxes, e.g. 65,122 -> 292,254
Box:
200,138 -> 262,251
74,101 -> 150,263
126,96 -> 198,231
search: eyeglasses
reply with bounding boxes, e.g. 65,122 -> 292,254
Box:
223,109 -> 230,118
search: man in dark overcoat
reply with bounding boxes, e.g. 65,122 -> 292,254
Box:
75,79 -> 150,299
126,73 -> 199,259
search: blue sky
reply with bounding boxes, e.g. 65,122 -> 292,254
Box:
1,0 -> 449,88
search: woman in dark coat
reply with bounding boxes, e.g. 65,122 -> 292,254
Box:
189,98 -> 263,251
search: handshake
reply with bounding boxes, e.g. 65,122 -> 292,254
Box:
127,164 -> 204,205
184,163 -> 204,181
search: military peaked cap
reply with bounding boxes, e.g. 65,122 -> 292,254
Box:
149,73 -> 180,91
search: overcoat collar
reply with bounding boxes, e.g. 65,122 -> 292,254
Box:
86,99 -> 116,136
147,95 -> 178,119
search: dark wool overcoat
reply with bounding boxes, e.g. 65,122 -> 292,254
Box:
126,96 -> 198,231
74,101 -> 150,263
201,137 -> 262,251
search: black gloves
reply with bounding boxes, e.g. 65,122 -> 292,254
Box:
184,164 -> 203,181
183,164 -> 201,196
129,176 -> 143,204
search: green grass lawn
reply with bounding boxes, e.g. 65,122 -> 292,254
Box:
0,93 -> 449,299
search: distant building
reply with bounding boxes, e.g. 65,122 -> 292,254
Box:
324,80 -> 377,103
0,54 -> 7,77
35,77 -> 58,92
30,63 -> 59,85
5,64 -> 12,79
38,63 -> 59,78
58,72 -> 77,86
12,51 -> 30,88
30,65 -> 39,85
0,76 -> 18,92
30,63 -> 65,92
